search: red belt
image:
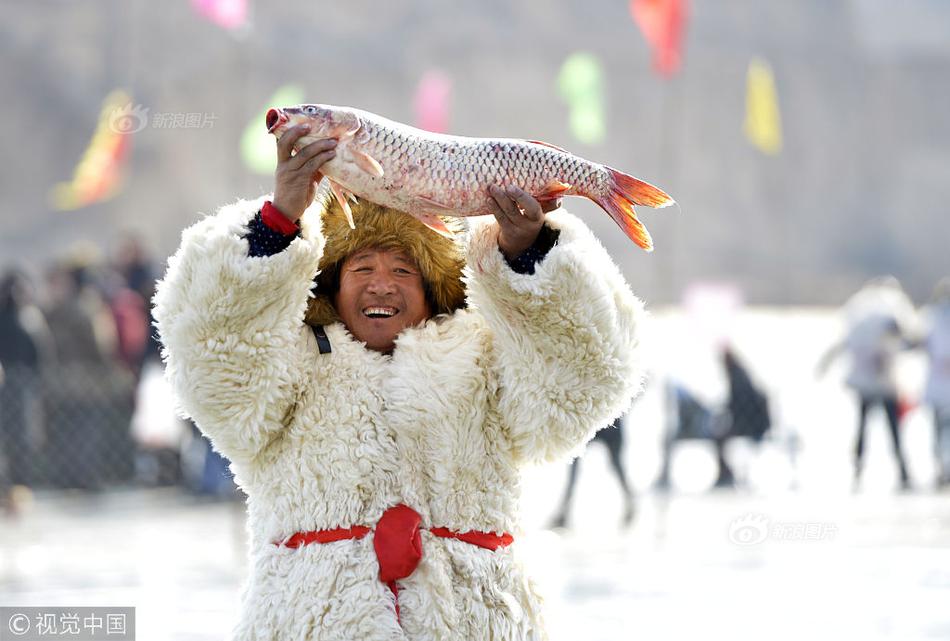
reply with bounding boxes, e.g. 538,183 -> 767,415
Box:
273,504 -> 513,621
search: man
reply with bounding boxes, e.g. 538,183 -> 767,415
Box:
154,125 -> 647,640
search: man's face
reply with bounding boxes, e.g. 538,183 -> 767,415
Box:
333,247 -> 432,353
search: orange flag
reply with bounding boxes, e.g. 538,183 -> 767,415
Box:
51,90 -> 136,211
629,0 -> 688,77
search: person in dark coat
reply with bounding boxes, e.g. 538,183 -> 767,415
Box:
0,269 -> 52,510
548,415 -> 636,529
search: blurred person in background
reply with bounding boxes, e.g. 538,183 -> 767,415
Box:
656,381 -> 733,489
114,233 -> 156,303
548,415 -> 636,529
42,251 -> 133,489
0,269 -> 52,514
922,278 -> 950,487
818,276 -> 916,490
722,347 -> 771,465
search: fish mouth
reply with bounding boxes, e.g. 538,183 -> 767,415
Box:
363,306 -> 399,319
265,108 -> 287,134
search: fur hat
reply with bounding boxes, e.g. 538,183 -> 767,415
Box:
303,190 -> 468,327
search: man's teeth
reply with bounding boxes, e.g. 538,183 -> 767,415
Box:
364,307 -> 397,318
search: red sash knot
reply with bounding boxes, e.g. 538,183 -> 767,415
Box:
274,504 -> 513,623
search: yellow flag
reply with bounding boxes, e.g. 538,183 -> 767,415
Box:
744,58 -> 782,155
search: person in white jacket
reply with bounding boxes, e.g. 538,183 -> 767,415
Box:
153,124 -> 646,640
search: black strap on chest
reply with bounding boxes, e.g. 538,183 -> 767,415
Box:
310,324 -> 332,354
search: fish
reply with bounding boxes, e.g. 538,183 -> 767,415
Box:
266,104 -> 674,251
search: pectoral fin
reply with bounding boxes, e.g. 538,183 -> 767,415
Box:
327,179 -> 356,229
351,150 -> 385,178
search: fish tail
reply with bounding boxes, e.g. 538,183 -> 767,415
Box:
590,167 -> 674,252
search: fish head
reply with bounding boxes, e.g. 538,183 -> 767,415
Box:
266,104 -> 361,140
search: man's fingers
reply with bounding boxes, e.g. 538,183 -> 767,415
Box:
288,138 -> 337,171
487,187 -> 512,223
301,149 -> 337,173
489,185 -> 521,223
276,125 -> 310,163
541,198 -> 562,214
506,186 -> 543,222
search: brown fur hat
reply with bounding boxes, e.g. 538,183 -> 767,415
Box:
303,190 -> 467,327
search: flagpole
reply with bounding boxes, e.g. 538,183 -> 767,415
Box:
657,76 -> 682,305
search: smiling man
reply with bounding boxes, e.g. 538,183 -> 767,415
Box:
153,124 -> 647,641
332,247 -> 431,354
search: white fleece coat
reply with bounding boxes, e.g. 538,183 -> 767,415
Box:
153,194 -> 646,641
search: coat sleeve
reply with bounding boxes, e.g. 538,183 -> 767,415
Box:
152,195 -> 325,464
464,210 -> 647,465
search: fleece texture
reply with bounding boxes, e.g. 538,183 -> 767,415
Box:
152,193 -> 646,641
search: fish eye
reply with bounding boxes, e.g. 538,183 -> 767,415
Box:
305,106 -> 317,115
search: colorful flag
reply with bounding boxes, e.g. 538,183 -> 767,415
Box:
413,70 -> 452,134
240,84 -> 305,175
51,90 -> 136,211
629,0 -> 687,77
557,53 -> 606,145
744,58 -> 783,155
191,0 -> 248,31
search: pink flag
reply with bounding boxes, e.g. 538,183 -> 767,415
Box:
413,71 -> 452,134
191,0 -> 248,31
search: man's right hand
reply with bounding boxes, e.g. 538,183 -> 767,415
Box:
272,125 -> 338,223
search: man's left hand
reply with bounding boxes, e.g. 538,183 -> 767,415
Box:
488,185 -> 561,261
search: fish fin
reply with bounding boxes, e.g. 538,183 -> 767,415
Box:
414,213 -> 454,238
536,179 -> 573,201
350,149 -> 385,178
413,194 -> 454,212
526,139 -> 571,154
327,179 -> 356,229
589,168 -> 674,252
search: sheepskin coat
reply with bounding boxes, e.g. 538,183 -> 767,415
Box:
152,194 -> 646,641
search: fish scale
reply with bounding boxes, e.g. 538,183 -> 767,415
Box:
267,104 -> 674,252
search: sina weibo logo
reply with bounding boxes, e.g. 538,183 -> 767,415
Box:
728,513 -> 770,546
109,102 -> 150,134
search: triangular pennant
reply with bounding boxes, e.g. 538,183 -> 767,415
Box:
630,0 -> 688,77
51,90 -> 136,211
744,57 -> 783,155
